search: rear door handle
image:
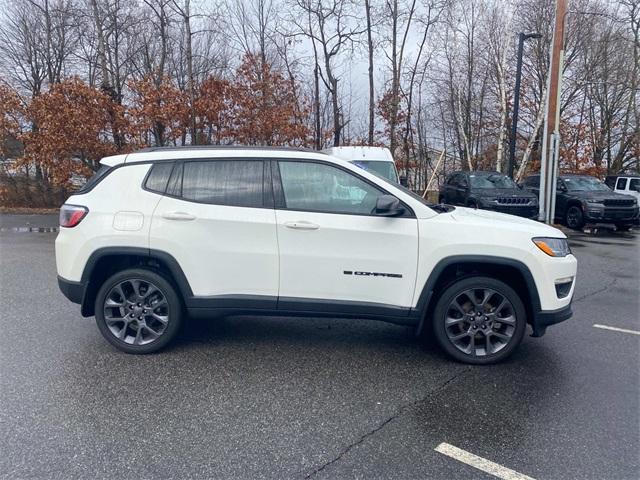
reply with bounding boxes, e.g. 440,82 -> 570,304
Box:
284,221 -> 320,230
162,211 -> 196,221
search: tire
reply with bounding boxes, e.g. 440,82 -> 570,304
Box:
565,205 -> 584,230
432,276 -> 527,365
95,268 -> 183,354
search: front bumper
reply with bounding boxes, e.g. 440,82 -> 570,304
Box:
531,303 -> 573,337
584,206 -> 639,225
57,275 -> 85,304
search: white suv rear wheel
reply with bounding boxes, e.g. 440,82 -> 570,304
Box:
95,268 -> 182,354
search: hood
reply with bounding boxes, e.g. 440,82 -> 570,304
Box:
448,207 -> 565,237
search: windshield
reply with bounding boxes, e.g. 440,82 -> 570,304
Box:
352,160 -> 399,183
563,177 -> 610,191
469,174 -> 518,189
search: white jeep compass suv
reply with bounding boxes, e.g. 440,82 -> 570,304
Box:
56,146 -> 577,364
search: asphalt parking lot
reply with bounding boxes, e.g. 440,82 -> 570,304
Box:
1,214 -> 638,480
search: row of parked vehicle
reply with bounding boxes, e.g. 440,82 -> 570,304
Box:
438,171 -> 639,231
319,146 -> 639,232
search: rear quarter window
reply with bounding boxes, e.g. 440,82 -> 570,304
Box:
77,165 -> 112,193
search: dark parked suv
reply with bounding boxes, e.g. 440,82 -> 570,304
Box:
439,171 -> 538,218
523,174 -> 639,230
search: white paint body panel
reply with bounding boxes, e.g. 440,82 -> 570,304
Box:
612,177 -> 640,202
275,210 -> 418,306
55,164 -> 158,281
414,207 -> 577,311
149,196 -> 279,297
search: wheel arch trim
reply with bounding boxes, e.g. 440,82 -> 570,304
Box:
80,247 -> 193,316
413,255 -> 542,333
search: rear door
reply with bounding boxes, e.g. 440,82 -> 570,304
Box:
149,159 -> 278,306
272,159 -> 419,313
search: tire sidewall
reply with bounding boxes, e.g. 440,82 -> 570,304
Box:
95,268 -> 182,354
432,276 -> 527,365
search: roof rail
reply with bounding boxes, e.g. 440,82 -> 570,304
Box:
136,145 -> 318,153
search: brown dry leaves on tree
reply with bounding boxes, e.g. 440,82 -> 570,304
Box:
195,77 -> 236,145
21,78 -> 126,185
128,75 -> 189,147
12,56 -> 314,186
232,54 -> 311,147
0,82 -> 24,159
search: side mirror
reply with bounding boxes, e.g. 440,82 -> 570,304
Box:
374,195 -> 404,216
460,180 -> 469,189
399,175 -> 408,187
558,184 -> 567,193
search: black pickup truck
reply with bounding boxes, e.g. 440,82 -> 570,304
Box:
523,174 -> 639,230
439,171 -> 538,218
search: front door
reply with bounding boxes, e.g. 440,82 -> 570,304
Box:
272,160 -> 419,313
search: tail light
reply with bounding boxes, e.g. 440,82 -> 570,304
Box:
60,204 -> 88,228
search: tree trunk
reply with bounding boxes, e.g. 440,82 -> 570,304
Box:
365,0 -> 374,145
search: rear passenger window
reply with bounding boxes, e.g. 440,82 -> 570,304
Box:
166,162 -> 183,197
616,178 -> 627,190
144,162 -> 174,194
181,160 -> 263,207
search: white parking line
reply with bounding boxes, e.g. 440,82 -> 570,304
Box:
435,442 -> 536,480
593,324 -> 640,336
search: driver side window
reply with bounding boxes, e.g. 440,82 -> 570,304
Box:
277,161 -> 383,215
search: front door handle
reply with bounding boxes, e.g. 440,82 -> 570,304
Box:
284,221 -> 320,230
162,211 -> 196,221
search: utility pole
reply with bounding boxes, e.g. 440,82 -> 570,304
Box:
507,32 -> 542,179
539,0 -> 569,223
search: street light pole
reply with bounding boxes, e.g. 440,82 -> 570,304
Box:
507,32 -> 542,179
539,0 -> 569,224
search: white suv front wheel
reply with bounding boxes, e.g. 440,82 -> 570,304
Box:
95,268 -> 182,354
432,276 -> 526,364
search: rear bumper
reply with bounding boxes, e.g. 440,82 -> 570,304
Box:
57,275 -> 85,305
531,303 -> 573,337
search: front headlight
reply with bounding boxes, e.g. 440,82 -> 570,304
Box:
585,199 -> 603,204
532,237 -> 571,257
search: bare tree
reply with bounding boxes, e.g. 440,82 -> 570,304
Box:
294,0 -> 365,146
364,0 -> 375,144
